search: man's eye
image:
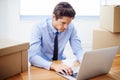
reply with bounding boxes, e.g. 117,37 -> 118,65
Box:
62,22 -> 66,24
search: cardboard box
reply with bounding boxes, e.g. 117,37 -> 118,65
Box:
100,5 -> 120,32
0,39 -> 29,80
92,28 -> 120,54
21,50 -> 28,72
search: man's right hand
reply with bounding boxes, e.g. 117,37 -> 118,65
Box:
50,63 -> 73,75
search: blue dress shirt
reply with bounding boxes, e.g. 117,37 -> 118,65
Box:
28,18 -> 83,70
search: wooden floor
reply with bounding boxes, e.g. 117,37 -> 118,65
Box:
6,55 -> 120,80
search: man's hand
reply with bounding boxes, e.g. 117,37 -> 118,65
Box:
50,63 -> 73,75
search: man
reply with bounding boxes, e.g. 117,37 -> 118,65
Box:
29,2 -> 83,75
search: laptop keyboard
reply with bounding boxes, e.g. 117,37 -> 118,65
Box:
71,73 -> 78,78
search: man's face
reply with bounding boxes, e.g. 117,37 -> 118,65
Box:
52,15 -> 73,32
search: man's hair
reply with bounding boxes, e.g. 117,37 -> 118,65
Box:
53,2 -> 76,20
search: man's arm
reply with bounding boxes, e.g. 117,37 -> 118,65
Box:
28,25 -> 52,70
69,26 -> 84,62
29,55 -> 52,70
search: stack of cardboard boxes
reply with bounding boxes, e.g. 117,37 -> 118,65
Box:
93,5 -> 120,55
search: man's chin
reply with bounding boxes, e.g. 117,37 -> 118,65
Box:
60,29 -> 65,32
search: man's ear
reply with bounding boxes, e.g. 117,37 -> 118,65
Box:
52,14 -> 56,20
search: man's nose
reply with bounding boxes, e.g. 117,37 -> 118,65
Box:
64,25 -> 68,29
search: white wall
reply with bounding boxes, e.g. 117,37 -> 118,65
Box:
0,0 -> 9,38
0,0 -> 38,42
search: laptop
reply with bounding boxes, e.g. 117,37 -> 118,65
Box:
56,46 -> 119,80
